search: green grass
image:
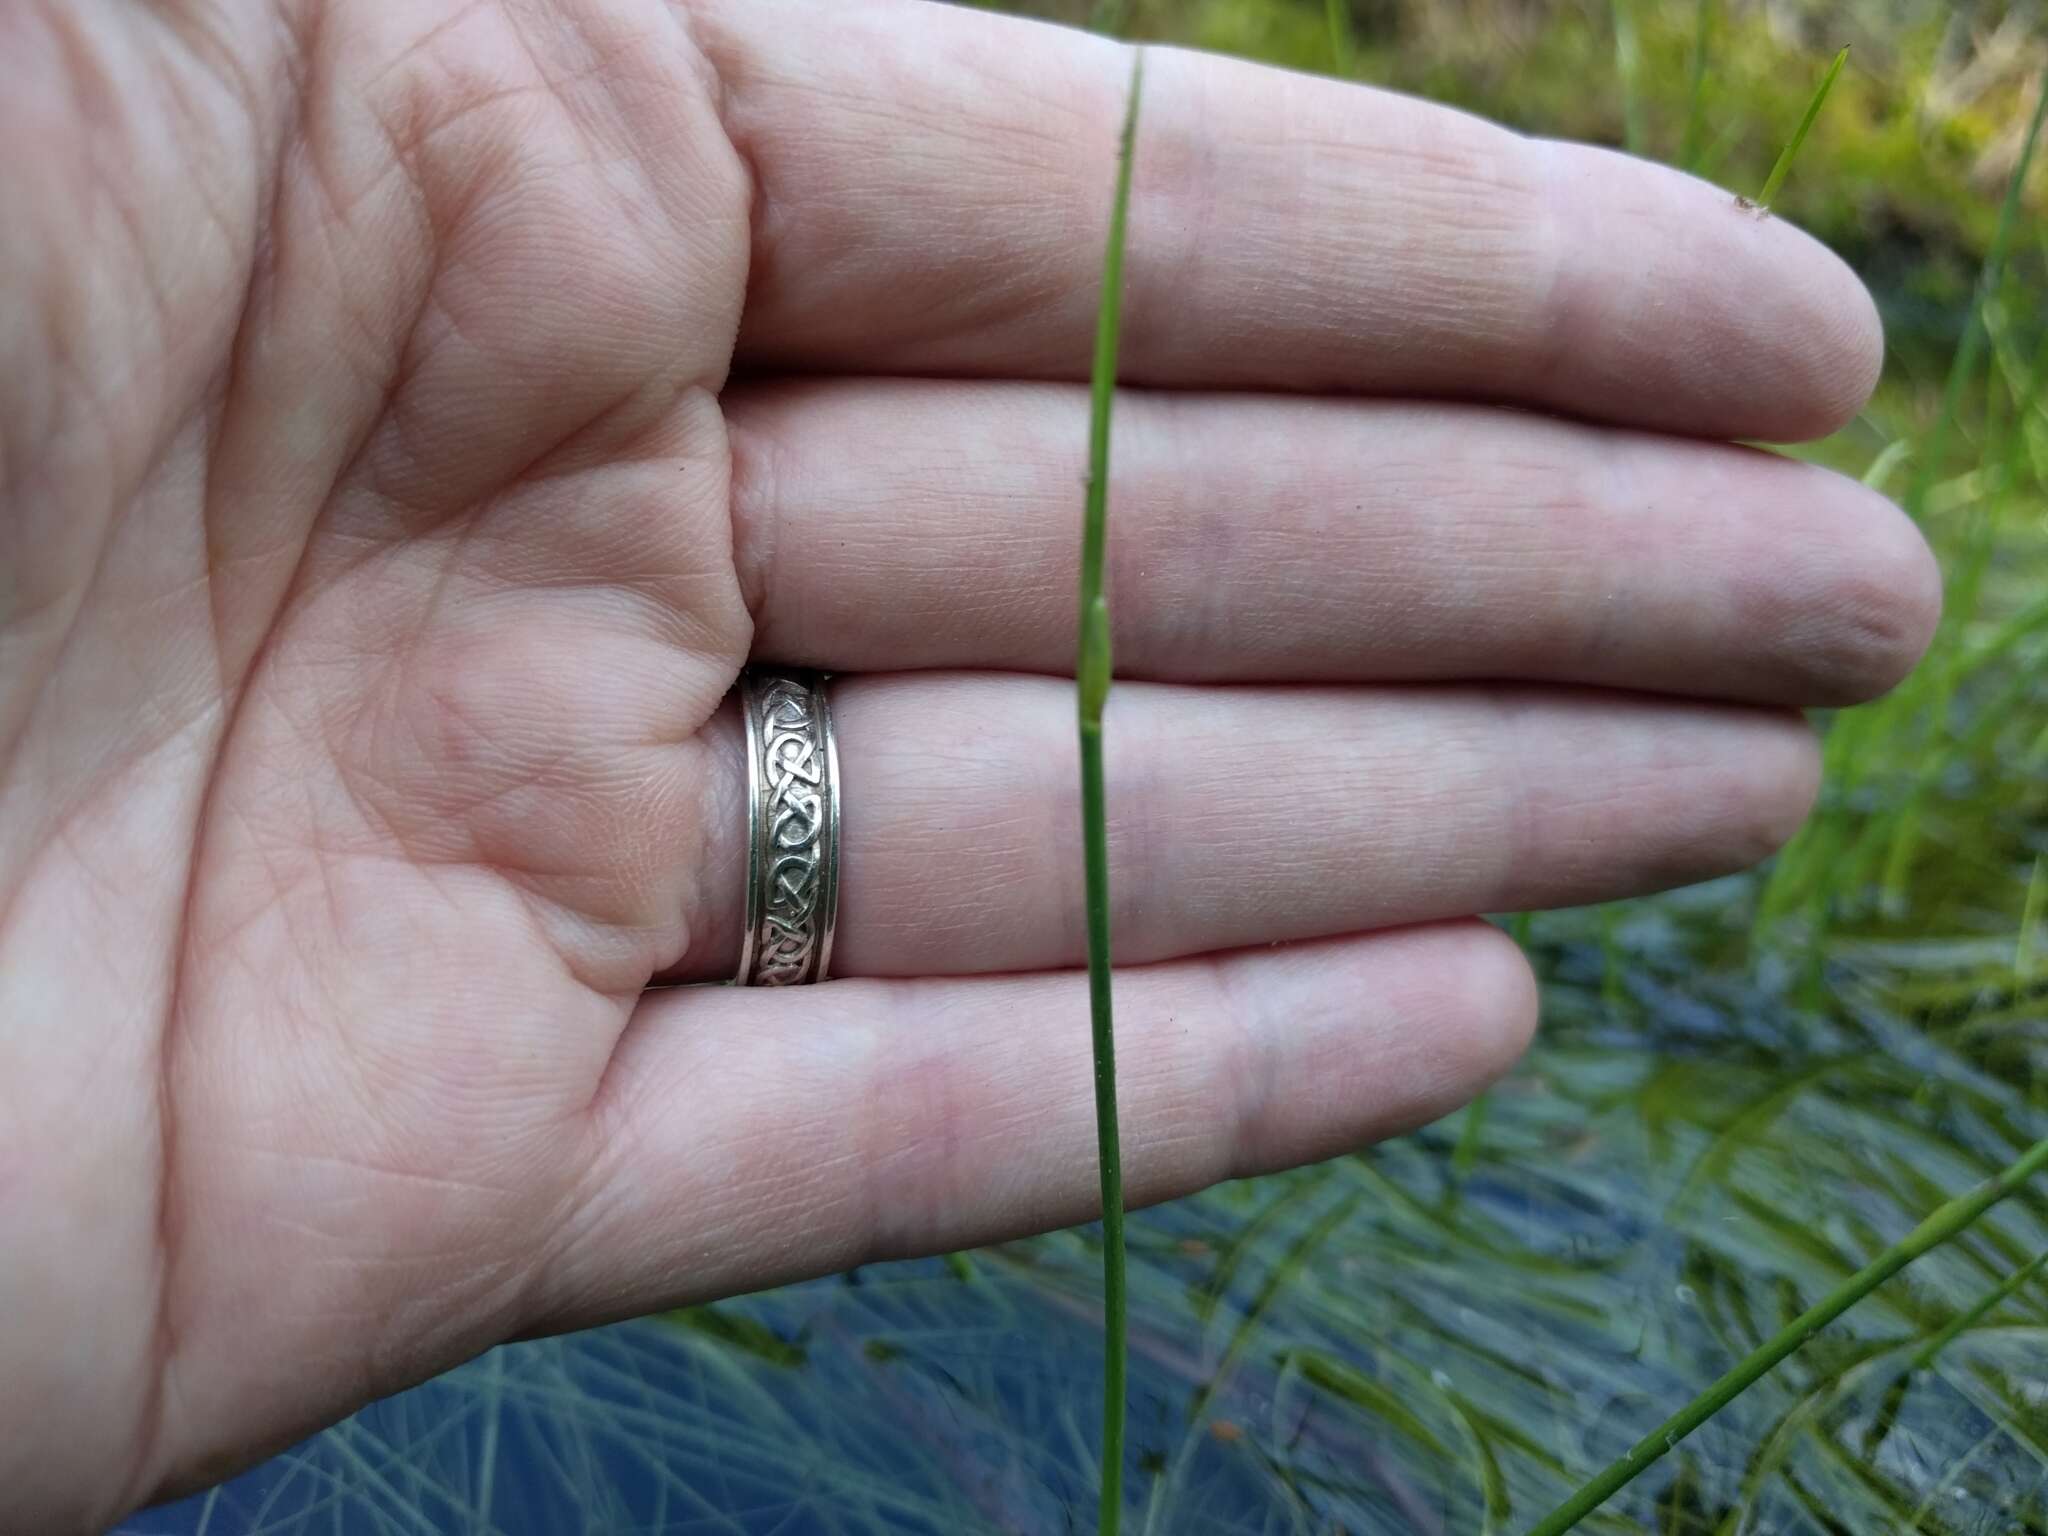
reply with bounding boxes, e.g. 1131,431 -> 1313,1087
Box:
1609,0 -> 1647,155
1493,51 -> 2048,1534
1754,46 -> 1848,210
1063,4 -> 2048,1531
1526,1136 -> 2048,1535
1678,0 -> 1714,171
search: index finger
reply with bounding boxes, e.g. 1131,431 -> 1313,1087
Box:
690,0 -> 1881,440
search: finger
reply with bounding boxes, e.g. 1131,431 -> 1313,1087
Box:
534,920 -> 1533,1328
691,0 -> 1882,440
673,676 -> 1819,981
728,380 -> 1940,705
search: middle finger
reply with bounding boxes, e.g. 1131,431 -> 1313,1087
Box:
726,379 -> 1940,707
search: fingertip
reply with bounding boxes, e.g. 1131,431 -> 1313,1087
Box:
1837,264 -> 1888,425
1764,227 -> 1886,441
1740,467 -> 1944,705
1695,193 -> 1885,442
1538,141 -> 1886,440
1810,483 -> 1944,701
1362,920 -> 1538,1125
1634,702 -> 1821,874
1455,919 -> 1541,1088
1733,708 -> 1825,864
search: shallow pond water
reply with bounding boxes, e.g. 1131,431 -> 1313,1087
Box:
127,865 -> 2048,1535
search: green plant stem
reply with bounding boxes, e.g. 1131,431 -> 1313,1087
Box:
1755,45 -> 1847,208
1910,1249 -> 2048,1371
1080,52 -> 1142,1536
1524,1136 -> 2048,1536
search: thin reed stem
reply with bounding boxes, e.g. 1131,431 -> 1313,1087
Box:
1080,52 -> 1143,1536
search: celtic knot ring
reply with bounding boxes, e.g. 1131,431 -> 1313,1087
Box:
736,668 -> 841,986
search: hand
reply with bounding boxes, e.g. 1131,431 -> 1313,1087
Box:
0,0 -> 1938,1527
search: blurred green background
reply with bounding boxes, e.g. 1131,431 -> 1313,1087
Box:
1007,0 -> 2046,368
132,4 -> 2048,1534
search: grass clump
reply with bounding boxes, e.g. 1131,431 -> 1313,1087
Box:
1525,1137 -> 2048,1535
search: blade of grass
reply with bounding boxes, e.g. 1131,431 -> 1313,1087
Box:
1860,437 -> 1913,494
1439,1095 -> 1490,1217
1325,0 -> 1355,74
1087,0 -> 1131,36
1080,52 -> 1143,1536
1195,1167 -> 1332,1326
1522,1134 -> 2048,1536
1189,1190 -> 1364,1423
1904,67 -> 2048,524
1874,300 -> 2048,910
1608,0 -> 1645,156
1288,1350 -> 1453,1463
2017,855 -> 2046,983
1910,1249 -> 2048,1372
1599,905 -> 1626,1013
1876,373 -> 2048,908
1679,0 -> 1714,171
1450,1089 -> 1490,1185
1755,46 -> 1848,209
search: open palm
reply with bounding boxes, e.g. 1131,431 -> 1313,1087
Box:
0,0 -> 1937,1528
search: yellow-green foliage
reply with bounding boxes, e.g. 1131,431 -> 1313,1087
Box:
996,0 -> 2046,355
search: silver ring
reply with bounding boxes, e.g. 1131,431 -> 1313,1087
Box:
736,668 -> 841,986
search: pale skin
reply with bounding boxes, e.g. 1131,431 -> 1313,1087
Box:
0,0 -> 1941,1527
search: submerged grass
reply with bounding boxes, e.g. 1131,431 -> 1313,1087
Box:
1079,52 -> 1144,1536
1517,54 -> 2048,1533
1526,1136 -> 2048,1536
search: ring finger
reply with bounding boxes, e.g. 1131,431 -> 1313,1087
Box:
675,673 -> 1819,980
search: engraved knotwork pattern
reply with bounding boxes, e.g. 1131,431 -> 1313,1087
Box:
750,679 -> 831,985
